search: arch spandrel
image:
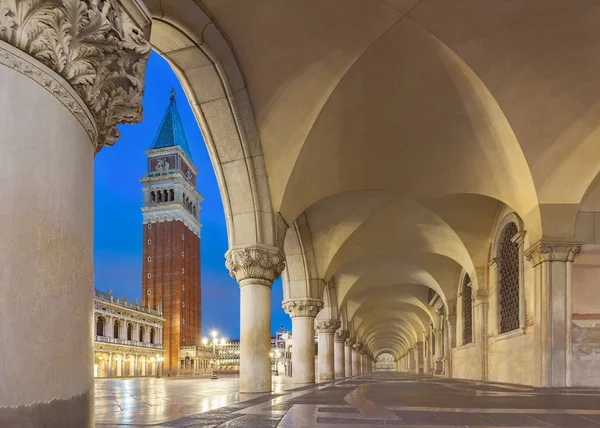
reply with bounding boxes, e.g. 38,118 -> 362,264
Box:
146,0 -> 279,250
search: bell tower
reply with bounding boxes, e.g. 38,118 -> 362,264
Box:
141,89 -> 202,375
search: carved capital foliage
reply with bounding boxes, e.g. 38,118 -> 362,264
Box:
282,298 -> 323,318
315,319 -> 340,334
525,240 -> 582,267
352,342 -> 363,352
334,329 -> 350,342
0,0 -> 151,150
226,246 -> 285,284
346,337 -> 356,347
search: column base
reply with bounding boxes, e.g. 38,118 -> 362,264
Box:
0,393 -> 92,428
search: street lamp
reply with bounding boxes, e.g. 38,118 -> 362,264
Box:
155,354 -> 164,378
206,331 -> 225,380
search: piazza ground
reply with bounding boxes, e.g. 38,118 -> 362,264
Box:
94,373 -> 600,428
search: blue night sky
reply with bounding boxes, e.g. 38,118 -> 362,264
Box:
94,52 -> 290,340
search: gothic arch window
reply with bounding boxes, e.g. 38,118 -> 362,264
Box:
462,274 -> 473,345
163,189 -> 168,202
96,316 -> 105,337
150,328 -> 155,344
169,189 -> 174,201
498,221 -> 520,334
150,191 -> 156,203
114,320 -> 120,339
127,323 -> 133,341
139,325 -> 145,343
157,190 -> 162,202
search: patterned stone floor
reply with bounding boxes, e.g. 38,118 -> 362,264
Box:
95,372 -> 600,427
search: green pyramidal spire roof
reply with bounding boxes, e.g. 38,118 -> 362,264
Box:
149,89 -> 193,161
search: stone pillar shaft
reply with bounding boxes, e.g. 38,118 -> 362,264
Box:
239,278 -> 272,391
227,246 -> 286,393
345,341 -> 354,377
352,348 -> 360,376
316,320 -> 339,381
283,298 -> 324,384
334,330 -> 349,378
0,0 -> 150,420
526,241 -> 581,388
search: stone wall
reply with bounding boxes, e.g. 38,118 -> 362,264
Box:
571,245 -> 600,387
487,331 -> 535,385
451,344 -> 478,380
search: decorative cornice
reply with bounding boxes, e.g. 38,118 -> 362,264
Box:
335,329 -> 350,343
525,240 -> 582,267
143,206 -> 201,237
226,246 -> 285,284
0,0 -> 151,150
282,298 -> 323,318
315,319 -> 340,334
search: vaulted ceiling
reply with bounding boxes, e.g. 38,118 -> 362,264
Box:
156,0 -> 600,358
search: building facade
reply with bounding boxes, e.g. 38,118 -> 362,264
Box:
93,290 -> 165,378
141,91 -> 203,375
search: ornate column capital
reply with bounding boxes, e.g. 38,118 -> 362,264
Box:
345,337 -> 356,347
282,297 -> 323,318
0,0 -> 151,150
334,329 -> 350,343
226,245 -> 285,284
525,240 -> 582,267
315,319 -> 340,334
352,342 -> 363,352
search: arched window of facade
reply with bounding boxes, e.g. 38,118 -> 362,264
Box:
96,316 -> 105,337
139,325 -> 145,343
127,323 -> 133,341
150,327 -> 155,344
169,189 -> 174,201
114,320 -> 120,339
150,191 -> 155,203
462,274 -> 473,345
163,189 -> 168,202
498,222 -> 520,334
157,190 -> 162,202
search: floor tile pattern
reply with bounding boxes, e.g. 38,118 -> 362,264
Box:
96,372 -> 600,427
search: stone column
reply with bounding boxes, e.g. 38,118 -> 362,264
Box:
334,330 -> 349,378
345,338 -> 354,377
316,320 -> 340,381
474,288 -> 489,380
414,342 -> 424,375
526,241 -> 581,388
283,298 -> 324,384
352,343 -> 361,376
434,309 -> 445,374
226,246 -> 286,393
444,313 -> 455,378
0,1 -> 150,425
358,350 -> 364,375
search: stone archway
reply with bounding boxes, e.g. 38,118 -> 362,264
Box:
0,0 -> 284,425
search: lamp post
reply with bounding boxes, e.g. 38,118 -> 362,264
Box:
204,331 -> 226,380
155,354 -> 164,378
